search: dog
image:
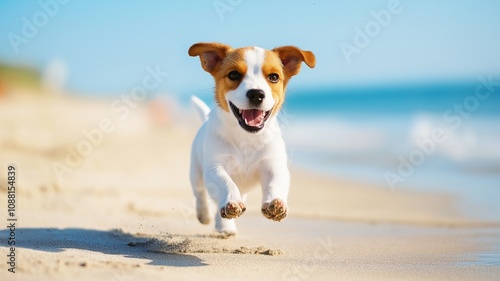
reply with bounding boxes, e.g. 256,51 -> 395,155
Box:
188,42 -> 315,235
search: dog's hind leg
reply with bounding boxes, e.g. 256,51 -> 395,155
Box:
190,160 -> 212,225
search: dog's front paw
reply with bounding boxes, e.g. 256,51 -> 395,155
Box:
220,201 -> 246,219
261,199 -> 288,222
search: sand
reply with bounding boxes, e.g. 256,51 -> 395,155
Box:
0,92 -> 499,280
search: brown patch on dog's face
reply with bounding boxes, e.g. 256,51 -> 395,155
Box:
212,48 -> 249,112
262,50 -> 285,115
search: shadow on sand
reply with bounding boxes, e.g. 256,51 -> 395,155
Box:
0,228 -> 207,267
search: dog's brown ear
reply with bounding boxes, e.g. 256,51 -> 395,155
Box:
272,46 -> 315,78
188,42 -> 232,75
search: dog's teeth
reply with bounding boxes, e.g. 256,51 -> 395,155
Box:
239,109 -> 242,114
244,118 -> 248,125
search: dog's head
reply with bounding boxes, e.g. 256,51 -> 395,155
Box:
189,42 -> 315,133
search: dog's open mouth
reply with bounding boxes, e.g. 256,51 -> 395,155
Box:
229,102 -> 272,133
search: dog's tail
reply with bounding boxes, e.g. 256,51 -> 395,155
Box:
191,96 -> 210,123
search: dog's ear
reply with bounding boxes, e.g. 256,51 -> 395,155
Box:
272,46 -> 315,78
188,42 -> 232,75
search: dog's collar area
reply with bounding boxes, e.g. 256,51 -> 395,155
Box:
229,102 -> 271,133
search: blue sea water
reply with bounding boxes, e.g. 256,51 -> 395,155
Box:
280,81 -> 500,222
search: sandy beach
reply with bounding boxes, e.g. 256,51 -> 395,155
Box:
0,92 -> 499,281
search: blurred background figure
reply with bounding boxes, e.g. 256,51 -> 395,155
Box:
41,59 -> 67,95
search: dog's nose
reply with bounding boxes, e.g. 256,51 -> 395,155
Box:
246,89 -> 265,105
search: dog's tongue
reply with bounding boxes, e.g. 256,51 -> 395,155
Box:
242,109 -> 265,127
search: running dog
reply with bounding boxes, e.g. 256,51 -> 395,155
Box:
188,42 -> 315,234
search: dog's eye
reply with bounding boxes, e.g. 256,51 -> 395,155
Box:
228,71 -> 242,81
268,73 -> 279,83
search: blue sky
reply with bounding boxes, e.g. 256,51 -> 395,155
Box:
1,0 -> 500,96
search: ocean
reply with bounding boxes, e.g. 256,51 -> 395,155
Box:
280,80 -> 500,222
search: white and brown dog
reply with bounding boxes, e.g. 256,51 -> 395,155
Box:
188,42 -> 315,235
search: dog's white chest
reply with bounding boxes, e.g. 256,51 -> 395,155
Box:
222,144 -> 263,189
